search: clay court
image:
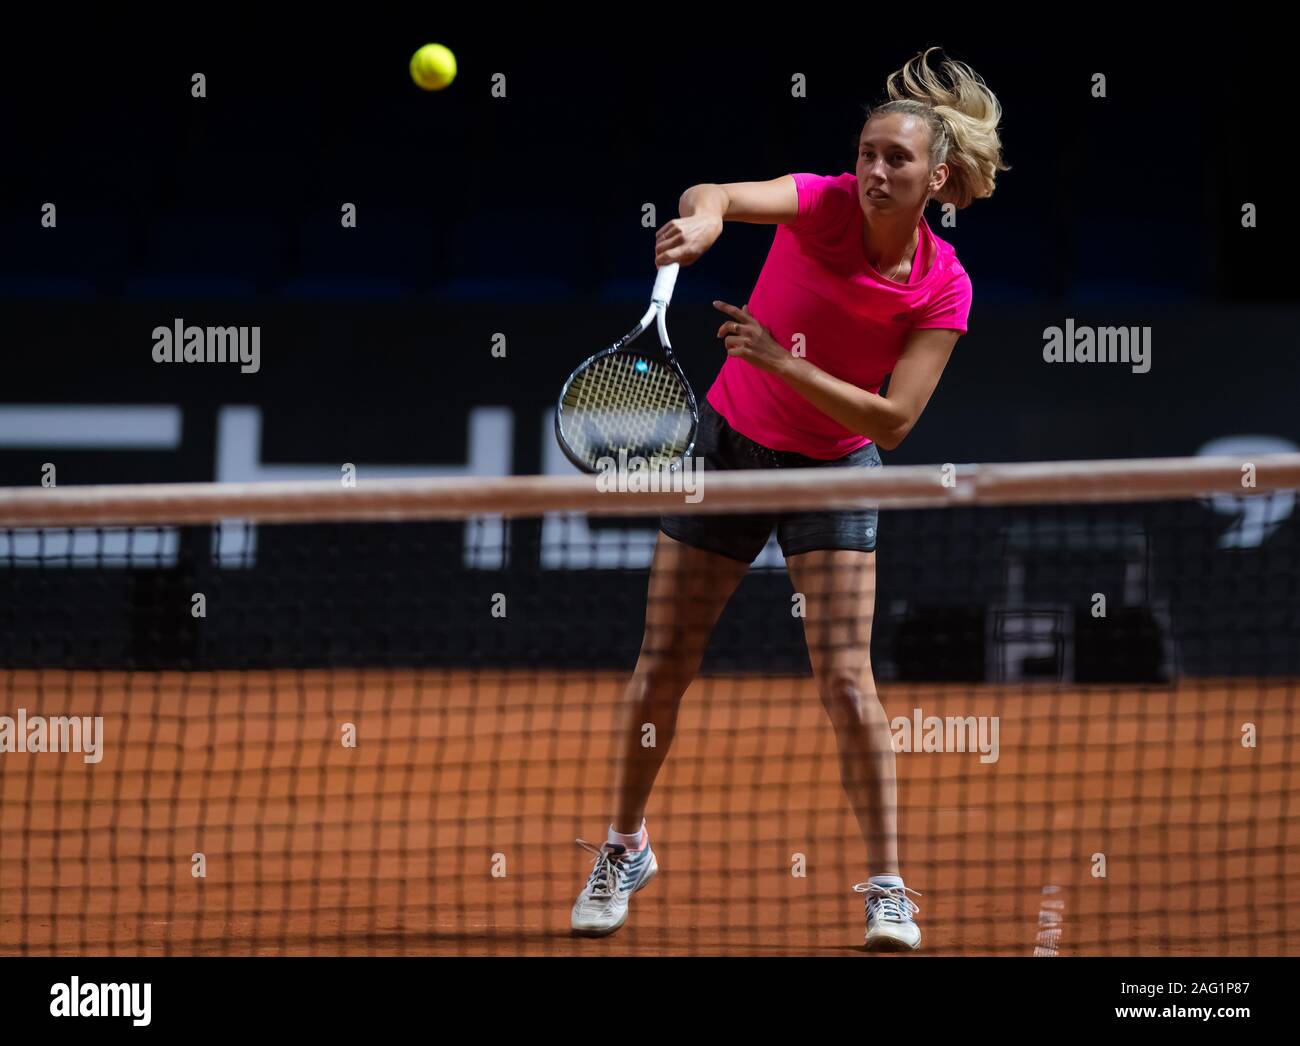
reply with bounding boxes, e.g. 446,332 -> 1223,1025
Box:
2,669 -> 1294,956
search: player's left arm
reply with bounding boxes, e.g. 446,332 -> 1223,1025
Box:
713,301 -> 962,450
781,330 -> 962,451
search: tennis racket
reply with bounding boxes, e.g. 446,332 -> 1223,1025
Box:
555,262 -> 698,473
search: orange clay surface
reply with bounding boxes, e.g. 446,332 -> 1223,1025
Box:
2,670 -> 1295,955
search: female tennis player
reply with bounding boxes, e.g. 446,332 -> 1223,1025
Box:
571,47 -> 1007,950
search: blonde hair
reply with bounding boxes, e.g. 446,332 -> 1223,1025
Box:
864,47 -> 1009,209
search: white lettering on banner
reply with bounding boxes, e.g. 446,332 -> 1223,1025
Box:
1197,435 -> 1297,548
0,405 -> 182,567
0,405 -> 512,570
213,405 -> 513,569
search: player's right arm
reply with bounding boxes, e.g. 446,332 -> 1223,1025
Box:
654,177 -> 799,266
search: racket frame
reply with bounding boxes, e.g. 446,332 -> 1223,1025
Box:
554,263 -> 699,474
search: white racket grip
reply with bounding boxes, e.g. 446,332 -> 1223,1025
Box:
651,262 -> 680,305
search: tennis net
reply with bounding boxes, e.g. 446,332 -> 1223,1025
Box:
1,455 -> 1298,955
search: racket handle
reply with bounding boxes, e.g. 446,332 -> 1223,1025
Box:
651,262 -> 680,305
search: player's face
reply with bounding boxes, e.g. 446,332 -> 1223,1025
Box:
856,114 -> 935,213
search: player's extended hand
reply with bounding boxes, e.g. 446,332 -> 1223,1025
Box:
655,215 -> 723,267
713,300 -> 791,375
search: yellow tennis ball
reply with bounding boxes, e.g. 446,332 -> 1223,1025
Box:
410,43 -> 457,91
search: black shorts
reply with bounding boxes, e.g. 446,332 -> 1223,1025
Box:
659,401 -> 882,563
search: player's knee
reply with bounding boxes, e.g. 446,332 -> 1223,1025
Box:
632,651 -> 698,701
818,673 -> 874,725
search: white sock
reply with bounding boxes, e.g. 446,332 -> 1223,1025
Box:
868,873 -> 904,889
607,821 -> 646,850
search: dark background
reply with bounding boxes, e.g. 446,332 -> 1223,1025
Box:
0,25 -> 1294,678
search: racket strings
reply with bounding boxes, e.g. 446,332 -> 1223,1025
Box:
561,353 -> 693,468
579,354 -> 685,417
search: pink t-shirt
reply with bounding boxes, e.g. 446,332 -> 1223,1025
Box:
705,171 -> 972,459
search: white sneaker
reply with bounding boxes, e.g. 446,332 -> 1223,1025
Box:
570,834 -> 658,937
853,881 -> 922,951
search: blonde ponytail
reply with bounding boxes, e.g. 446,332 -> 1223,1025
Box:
866,47 -> 1009,209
